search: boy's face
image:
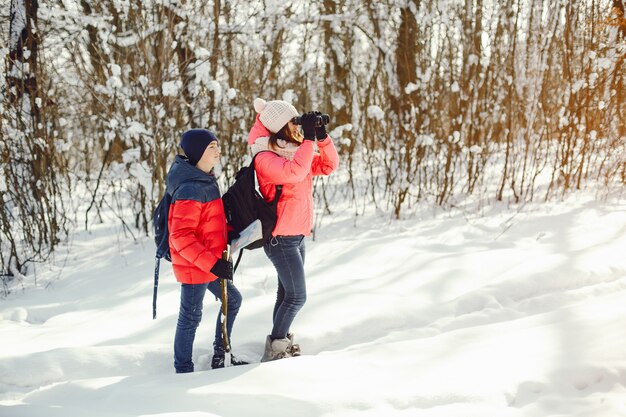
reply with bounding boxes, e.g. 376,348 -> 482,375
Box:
197,140 -> 221,172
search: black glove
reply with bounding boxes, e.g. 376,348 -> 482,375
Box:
301,112 -> 317,141
211,258 -> 233,280
314,111 -> 328,141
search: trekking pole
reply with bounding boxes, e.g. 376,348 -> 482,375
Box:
220,245 -> 232,367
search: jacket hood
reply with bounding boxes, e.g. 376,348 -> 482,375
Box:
166,155 -> 216,196
248,114 -> 272,146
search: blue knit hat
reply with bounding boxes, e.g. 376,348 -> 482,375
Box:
179,129 -> 217,166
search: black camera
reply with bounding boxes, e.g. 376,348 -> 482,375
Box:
292,113 -> 330,127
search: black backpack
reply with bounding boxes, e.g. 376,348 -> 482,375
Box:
222,151 -> 282,266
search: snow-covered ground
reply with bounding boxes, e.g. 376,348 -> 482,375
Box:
1,194 -> 625,417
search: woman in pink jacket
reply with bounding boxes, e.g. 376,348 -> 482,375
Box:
248,98 -> 339,361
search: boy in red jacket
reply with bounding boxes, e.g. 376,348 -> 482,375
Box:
166,129 -> 247,372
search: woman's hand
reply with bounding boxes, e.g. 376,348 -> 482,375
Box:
314,111 -> 328,141
301,112 -> 317,141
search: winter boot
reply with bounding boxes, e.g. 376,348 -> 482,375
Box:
261,335 -> 292,362
211,354 -> 249,369
287,333 -> 301,357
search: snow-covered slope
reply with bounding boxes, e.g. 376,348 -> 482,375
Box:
1,195 -> 625,417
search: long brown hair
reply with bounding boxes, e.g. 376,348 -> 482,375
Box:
269,123 -> 302,150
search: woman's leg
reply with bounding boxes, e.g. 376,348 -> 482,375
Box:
273,280 -> 285,324
264,235 -> 306,340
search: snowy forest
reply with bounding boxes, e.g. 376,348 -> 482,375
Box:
1,0 -> 625,289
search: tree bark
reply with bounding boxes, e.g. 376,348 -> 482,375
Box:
7,0 -> 40,126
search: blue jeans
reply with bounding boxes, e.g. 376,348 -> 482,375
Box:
264,235 -> 306,340
174,279 -> 242,373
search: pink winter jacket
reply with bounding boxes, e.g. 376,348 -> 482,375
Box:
248,115 -> 339,236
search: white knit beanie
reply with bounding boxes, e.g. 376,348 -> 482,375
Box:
254,98 -> 299,134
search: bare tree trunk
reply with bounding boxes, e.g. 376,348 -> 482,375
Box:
7,0 -> 40,128
613,0 -> 626,37
611,0 -> 626,146
497,0 -> 520,202
392,0 -> 420,216
163,5 -> 197,125
2,0 -> 66,279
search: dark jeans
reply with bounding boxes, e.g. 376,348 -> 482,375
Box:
264,235 -> 306,340
174,279 -> 242,373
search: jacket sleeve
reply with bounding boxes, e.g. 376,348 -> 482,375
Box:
311,136 -> 339,176
256,141 -> 315,184
169,199 -> 219,275
248,114 -> 272,146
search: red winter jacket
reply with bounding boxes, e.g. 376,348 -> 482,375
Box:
166,156 -> 227,284
248,117 -> 339,236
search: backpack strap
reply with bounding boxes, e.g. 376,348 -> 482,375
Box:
153,257 -> 160,319
153,182 -> 182,320
252,150 -> 283,205
273,184 -> 283,203
233,249 -> 244,273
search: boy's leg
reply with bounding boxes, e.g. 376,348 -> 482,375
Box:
207,279 -> 242,355
174,283 -> 208,373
